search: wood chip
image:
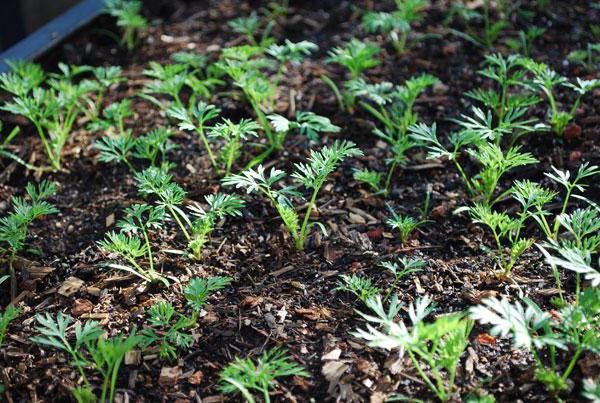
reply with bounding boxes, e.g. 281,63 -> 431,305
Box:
58,277 -> 84,297
125,350 -> 142,366
159,366 -> 182,386
105,213 -> 115,228
321,348 -> 342,361
187,370 -> 203,385
24,265 -> 54,280
71,298 -> 94,316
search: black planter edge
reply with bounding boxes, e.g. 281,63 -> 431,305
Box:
0,0 -> 105,73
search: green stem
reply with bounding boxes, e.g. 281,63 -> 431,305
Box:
141,227 -> 154,273
123,158 -> 136,173
250,101 -> 273,146
394,31 -> 407,54
384,277 -> 399,303
100,372 -> 109,403
69,349 -> 91,389
195,125 -> 219,172
453,159 -> 474,194
384,161 -> 398,197
536,207 -> 553,239
552,186 -> 573,237
407,350 -> 443,401
125,256 -> 153,281
167,206 -> 191,240
262,386 -> 271,403
109,361 -> 122,403
491,229 -> 508,275
298,185 -> 322,250
33,121 -> 57,169
560,347 -> 582,381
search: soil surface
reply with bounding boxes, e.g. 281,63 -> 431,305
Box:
1,0 -> 599,402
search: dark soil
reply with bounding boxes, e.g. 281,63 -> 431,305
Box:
1,0 -> 599,402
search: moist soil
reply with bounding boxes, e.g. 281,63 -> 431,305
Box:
1,0 -> 599,402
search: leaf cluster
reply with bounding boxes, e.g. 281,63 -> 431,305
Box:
140,301 -> 196,361
223,141 -> 362,250
354,294 -> 473,401
220,347 -> 309,403
31,312 -> 141,403
471,289 -> 600,394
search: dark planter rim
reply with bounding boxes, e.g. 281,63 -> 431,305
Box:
0,0 -> 105,73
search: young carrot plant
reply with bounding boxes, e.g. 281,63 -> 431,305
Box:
228,11 -> 275,48
220,347 -> 309,403
353,168 -> 383,193
170,51 -> 225,99
466,142 -> 537,205
409,123 -> 537,204
467,202 -> 535,277
218,41 -> 317,160
223,141 -> 362,250
465,53 -> 540,121
87,66 -> 124,117
141,277 -> 232,359
505,27 -> 545,57
349,74 -> 438,134
104,0 -> 148,51
0,297 -> 19,393
267,111 -> 340,149
263,0 -> 290,21
266,40 -> 319,107
184,276 -> 231,312
88,98 -> 133,135
133,128 -> 178,167
326,38 -> 381,80
553,207 -> 600,254
140,62 -> 190,110
348,74 -> 438,194
354,295 -> 473,401
470,288 -> 600,396
135,167 -> 245,259
538,211 -> 600,305
380,258 -> 426,301
510,179 -> 557,240
452,106 -> 547,147
185,193 -> 245,259
209,118 -> 261,176
0,181 -> 58,299
98,203 -> 169,285
447,0 -> 510,48
321,39 -> 381,111
568,43 -> 600,73
217,46 -> 276,144
0,60 -> 45,98
336,274 -> 381,305
386,205 -> 427,244
31,312 -> 141,403
167,101 -> 221,172
140,301 -> 196,361
362,0 -> 428,54
94,127 -> 176,172
1,64 -> 96,170
522,60 -> 600,135
544,163 -> 600,240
